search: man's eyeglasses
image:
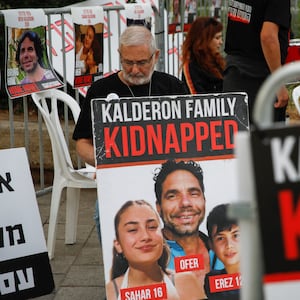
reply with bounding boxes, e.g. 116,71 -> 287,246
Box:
120,53 -> 155,67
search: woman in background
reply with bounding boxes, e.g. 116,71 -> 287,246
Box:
181,17 -> 225,94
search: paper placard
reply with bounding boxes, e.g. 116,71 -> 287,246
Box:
1,9 -> 46,28
71,6 -> 104,25
4,9 -> 63,99
71,6 -> 104,88
124,3 -> 152,29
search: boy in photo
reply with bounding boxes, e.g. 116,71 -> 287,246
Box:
204,203 -> 241,300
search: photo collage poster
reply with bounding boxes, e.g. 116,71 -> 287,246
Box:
71,6 -> 104,89
168,0 -> 197,34
92,93 -> 249,299
3,9 -> 63,99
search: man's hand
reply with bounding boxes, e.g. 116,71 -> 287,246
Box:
274,86 -> 289,108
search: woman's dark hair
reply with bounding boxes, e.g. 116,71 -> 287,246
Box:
87,24 -> 96,36
181,17 -> 225,78
110,200 -> 170,280
16,31 -> 44,67
153,159 -> 205,205
91,38 -> 102,65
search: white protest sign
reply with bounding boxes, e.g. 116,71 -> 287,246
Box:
124,3 -> 153,29
1,8 -> 47,28
0,147 -> 54,299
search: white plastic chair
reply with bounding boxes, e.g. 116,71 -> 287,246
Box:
292,84 -> 300,116
31,89 -> 96,260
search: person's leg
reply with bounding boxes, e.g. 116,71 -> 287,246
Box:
94,199 -> 101,243
274,106 -> 287,122
223,66 -> 254,124
223,66 -> 265,124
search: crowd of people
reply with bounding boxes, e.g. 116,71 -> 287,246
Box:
71,1 -> 292,298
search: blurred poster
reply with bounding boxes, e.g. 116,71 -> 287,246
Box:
250,125 -> 300,300
3,9 -> 63,99
71,6 -> 104,88
184,0 -> 197,30
211,0 -> 222,19
168,0 -> 197,34
168,0 -> 182,33
124,3 -> 152,30
92,93 -> 249,299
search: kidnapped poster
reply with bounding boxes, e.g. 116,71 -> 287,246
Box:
92,93 -> 249,299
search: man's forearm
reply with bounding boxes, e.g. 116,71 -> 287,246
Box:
76,138 -> 95,166
260,21 -> 282,73
261,21 -> 289,108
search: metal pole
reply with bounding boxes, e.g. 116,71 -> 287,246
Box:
155,0 -> 166,72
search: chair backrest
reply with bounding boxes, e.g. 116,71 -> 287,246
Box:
292,85 -> 300,116
31,89 -> 81,177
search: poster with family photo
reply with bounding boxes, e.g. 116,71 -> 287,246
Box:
3,9 -> 63,99
71,6 -> 104,88
92,93 -> 249,299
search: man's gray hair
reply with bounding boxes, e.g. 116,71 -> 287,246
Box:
118,25 -> 157,53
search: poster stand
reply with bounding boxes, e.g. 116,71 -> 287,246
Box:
233,61 -> 300,300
